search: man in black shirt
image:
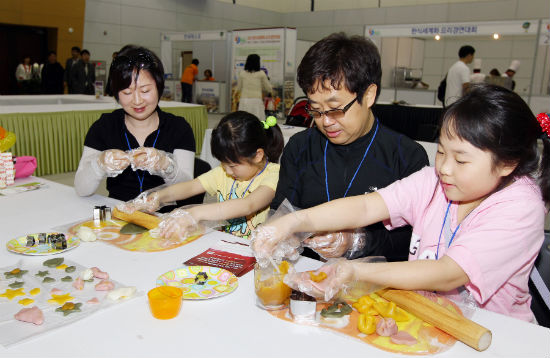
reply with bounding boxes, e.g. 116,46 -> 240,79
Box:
41,51 -> 64,94
272,33 -> 429,262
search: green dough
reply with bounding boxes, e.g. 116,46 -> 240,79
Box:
84,278 -> 94,283
61,276 -> 73,282
65,266 -> 76,273
4,269 -> 28,279
43,257 -> 64,268
321,301 -> 352,318
55,302 -> 82,316
8,281 -> 24,288
35,270 -> 49,277
42,277 -> 56,283
119,223 -> 148,235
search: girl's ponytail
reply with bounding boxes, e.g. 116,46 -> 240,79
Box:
536,113 -> 550,205
262,116 -> 284,163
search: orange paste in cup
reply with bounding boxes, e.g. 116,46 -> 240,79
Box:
255,261 -> 292,307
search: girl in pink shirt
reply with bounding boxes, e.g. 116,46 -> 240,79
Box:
252,84 -> 550,322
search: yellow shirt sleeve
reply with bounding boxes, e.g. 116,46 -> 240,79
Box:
197,166 -> 226,196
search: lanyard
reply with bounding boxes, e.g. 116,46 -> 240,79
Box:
124,129 -> 160,193
324,119 -> 379,201
435,201 -> 461,260
229,160 -> 269,199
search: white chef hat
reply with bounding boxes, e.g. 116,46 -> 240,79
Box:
473,58 -> 482,70
507,60 -> 520,72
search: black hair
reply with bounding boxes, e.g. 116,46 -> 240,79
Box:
192,59 -> 199,65
440,83 -> 550,204
244,54 -> 261,72
297,32 -> 381,104
489,68 -> 500,76
204,69 -> 212,77
458,45 -> 475,58
48,51 -> 56,56
109,45 -> 164,102
80,49 -> 90,56
211,111 -> 284,164
71,46 -> 81,52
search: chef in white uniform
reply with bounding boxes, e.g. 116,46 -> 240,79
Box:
470,58 -> 486,84
502,60 -> 520,91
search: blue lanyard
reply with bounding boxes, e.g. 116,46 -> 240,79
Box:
124,129 -> 160,193
324,119 -> 379,201
229,160 -> 269,199
435,201 -> 461,260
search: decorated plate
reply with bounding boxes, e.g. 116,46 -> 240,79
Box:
6,232 -> 80,256
156,266 -> 238,300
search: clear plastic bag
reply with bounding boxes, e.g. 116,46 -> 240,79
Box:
303,228 -> 367,260
129,147 -> 176,179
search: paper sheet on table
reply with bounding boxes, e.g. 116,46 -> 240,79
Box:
0,258 -> 142,348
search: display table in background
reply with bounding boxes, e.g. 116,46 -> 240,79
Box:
373,102 -> 444,142
0,95 -> 208,176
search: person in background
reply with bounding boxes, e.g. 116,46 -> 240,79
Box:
489,68 -> 501,77
236,54 -> 273,121
202,69 -> 215,81
252,84 -> 549,323
445,45 -> 475,107
70,49 -> 95,95
118,111 -> 283,239
15,55 -> 33,94
64,46 -> 81,94
41,51 -> 64,94
181,59 -> 199,103
470,58 -> 485,84
74,45 -> 196,204
502,60 -> 520,91
105,51 -> 119,96
270,32 -> 428,262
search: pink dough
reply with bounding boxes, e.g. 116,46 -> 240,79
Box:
390,331 -> 418,346
72,277 -> 84,290
91,267 -> 109,280
87,297 -> 100,304
14,306 -> 44,325
50,288 -> 63,295
376,317 -> 398,337
95,280 -> 115,291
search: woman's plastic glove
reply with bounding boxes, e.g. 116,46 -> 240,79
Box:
116,191 -> 161,214
129,147 -> 176,179
96,149 -> 131,177
303,228 -> 367,259
157,208 -> 202,241
250,225 -> 302,268
283,258 -> 355,302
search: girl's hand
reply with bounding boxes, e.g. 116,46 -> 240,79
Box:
158,209 -> 202,241
117,191 -> 160,214
283,258 -> 356,301
98,149 -> 130,175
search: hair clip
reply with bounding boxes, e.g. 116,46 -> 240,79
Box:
536,113 -> 550,136
262,116 -> 277,129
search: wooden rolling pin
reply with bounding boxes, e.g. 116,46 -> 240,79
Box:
112,207 -> 160,230
378,289 -> 492,352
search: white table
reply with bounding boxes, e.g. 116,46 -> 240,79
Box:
200,125 -> 307,168
1,177 -> 549,357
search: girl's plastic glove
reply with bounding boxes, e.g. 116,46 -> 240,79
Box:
250,225 -> 302,268
283,258 -> 355,302
97,149 -> 131,177
157,209 -> 203,241
129,147 -> 176,179
116,191 -> 161,214
303,228 -> 367,259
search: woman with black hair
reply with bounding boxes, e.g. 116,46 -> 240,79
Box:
74,45 -> 196,203
236,54 -> 273,121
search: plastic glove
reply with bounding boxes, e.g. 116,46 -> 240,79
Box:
250,225 -> 302,268
157,208 -> 203,241
116,191 -> 161,214
283,258 -> 355,302
303,228 -> 366,259
97,149 -> 131,177
129,147 -> 176,179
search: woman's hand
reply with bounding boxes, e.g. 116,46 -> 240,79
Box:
116,191 -> 161,214
98,149 -> 130,175
130,147 -> 174,176
304,228 -> 367,259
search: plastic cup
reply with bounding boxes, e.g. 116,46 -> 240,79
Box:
254,262 -> 292,310
147,286 -> 183,319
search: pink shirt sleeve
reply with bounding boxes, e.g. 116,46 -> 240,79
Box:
377,166 -> 439,230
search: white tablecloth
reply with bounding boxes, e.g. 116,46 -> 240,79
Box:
200,125 -> 307,168
0,177 -> 549,357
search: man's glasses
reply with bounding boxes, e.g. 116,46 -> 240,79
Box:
306,97 -> 358,120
